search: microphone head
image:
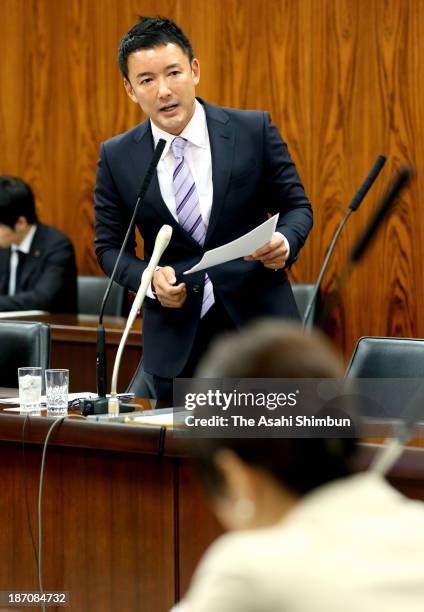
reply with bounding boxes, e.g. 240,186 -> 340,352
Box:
136,138 -> 167,199
156,138 -> 166,156
348,154 -> 387,212
156,224 -> 173,250
350,166 -> 413,263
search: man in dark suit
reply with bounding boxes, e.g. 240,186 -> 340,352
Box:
0,176 -> 78,313
94,16 -> 313,400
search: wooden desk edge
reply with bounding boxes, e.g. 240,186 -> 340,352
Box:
0,412 -> 164,455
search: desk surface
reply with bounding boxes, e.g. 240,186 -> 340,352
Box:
1,402 -> 424,453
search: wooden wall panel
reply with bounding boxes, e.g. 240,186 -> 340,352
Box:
1,0 -> 424,358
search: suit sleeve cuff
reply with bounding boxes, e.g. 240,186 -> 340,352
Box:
143,266 -> 161,300
275,232 -> 290,260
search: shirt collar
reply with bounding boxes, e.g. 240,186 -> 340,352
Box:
150,99 -> 208,159
12,224 -> 37,254
279,472 -> 398,529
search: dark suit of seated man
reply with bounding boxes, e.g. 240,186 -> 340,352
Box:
0,176 -> 78,313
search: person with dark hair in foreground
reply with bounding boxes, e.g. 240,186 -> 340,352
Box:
0,176 -> 77,312
94,16 -> 313,402
172,321 -> 424,612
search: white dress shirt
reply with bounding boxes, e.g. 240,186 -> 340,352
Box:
8,224 -> 37,295
151,99 -> 213,225
144,101 -> 212,298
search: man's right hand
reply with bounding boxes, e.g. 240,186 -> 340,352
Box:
152,266 -> 187,308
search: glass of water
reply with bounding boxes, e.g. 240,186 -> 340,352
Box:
18,367 -> 42,412
45,369 -> 69,417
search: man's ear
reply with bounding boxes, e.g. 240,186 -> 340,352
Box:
124,78 -> 138,103
191,58 -> 200,86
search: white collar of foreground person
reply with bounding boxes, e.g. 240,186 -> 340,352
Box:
171,472 -> 424,612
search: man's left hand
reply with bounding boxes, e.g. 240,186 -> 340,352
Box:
244,233 -> 289,270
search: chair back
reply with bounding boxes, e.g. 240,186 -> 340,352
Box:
77,275 -> 125,317
0,320 -> 51,388
346,336 -> 424,419
346,336 -> 424,378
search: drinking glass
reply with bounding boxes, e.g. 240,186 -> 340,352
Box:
18,367 -> 42,412
45,369 -> 69,417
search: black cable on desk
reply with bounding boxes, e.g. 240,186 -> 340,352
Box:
37,413 -> 88,612
21,414 -> 39,571
38,417 -> 66,611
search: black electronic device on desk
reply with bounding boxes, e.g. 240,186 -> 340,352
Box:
79,393 -> 136,416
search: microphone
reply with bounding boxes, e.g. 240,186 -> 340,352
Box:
95,138 -> 166,400
302,155 -> 386,328
108,225 -> 173,416
370,380 -> 424,476
349,155 -> 387,211
350,167 -> 412,263
317,166 -> 413,329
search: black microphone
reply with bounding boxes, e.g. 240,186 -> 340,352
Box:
95,138 -> 166,400
350,166 -> 413,263
317,166 -> 413,329
349,155 -> 387,211
302,155 -> 387,328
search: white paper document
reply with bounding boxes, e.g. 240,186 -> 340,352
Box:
0,310 -> 48,319
126,410 -> 188,428
128,413 -> 175,426
183,214 -> 279,275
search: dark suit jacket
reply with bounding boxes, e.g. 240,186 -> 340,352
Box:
0,224 -> 78,313
95,100 -> 313,377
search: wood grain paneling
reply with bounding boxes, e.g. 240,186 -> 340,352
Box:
1,0 -> 424,358
0,442 -> 175,611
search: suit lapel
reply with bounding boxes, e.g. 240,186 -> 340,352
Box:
201,100 -> 235,244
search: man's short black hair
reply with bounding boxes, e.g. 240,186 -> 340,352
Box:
118,16 -> 195,80
0,176 -> 38,228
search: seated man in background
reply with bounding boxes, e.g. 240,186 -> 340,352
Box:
174,320 -> 424,612
0,176 -> 77,312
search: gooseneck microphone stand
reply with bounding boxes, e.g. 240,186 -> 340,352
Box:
302,155 -> 387,329
317,166 -> 413,329
96,139 -> 166,404
108,225 -> 173,415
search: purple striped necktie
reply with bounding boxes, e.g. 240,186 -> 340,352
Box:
172,136 -> 214,317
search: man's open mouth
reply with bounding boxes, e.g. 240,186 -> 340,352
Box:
160,104 -> 178,113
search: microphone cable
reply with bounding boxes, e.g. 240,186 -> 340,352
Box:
21,414 -> 39,572
20,412 -> 88,611
37,416 -> 67,610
